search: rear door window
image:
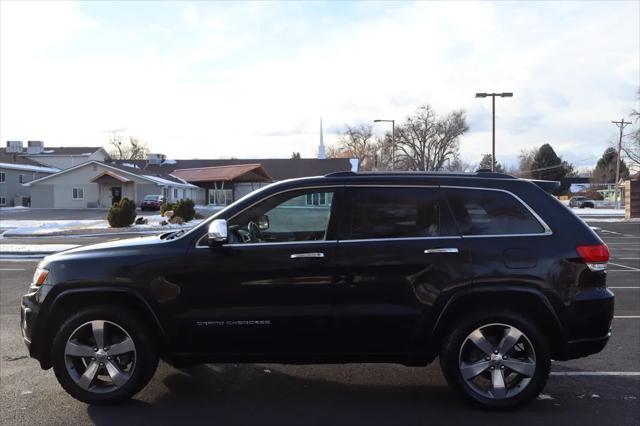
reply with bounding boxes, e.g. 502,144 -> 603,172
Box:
445,188 -> 545,236
347,187 -> 456,240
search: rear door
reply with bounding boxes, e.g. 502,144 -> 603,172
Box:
331,186 -> 472,354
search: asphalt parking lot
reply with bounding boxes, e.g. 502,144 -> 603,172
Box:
0,221 -> 638,426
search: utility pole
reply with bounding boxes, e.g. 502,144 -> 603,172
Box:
475,92 -> 513,171
612,118 -> 631,209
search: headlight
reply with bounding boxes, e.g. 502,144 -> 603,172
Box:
32,268 -> 49,286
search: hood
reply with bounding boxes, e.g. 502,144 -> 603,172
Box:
43,235 -> 168,263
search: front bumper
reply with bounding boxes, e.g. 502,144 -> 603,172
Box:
20,289 -> 50,368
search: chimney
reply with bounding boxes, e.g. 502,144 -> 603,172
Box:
6,140 -> 24,153
27,140 -> 44,154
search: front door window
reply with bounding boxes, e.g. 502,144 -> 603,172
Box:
227,189 -> 336,244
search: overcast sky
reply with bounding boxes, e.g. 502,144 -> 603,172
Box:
1,1 -> 638,168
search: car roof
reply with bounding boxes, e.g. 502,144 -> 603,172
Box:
264,171 -> 559,193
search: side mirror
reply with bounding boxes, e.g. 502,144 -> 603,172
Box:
258,214 -> 270,230
207,219 -> 228,245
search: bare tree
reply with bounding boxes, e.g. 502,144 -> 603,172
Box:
516,147 -> 538,177
327,124 -> 377,170
393,105 -> 467,171
107,135 -> 150,160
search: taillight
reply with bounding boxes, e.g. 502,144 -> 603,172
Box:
576,244 -> 610,272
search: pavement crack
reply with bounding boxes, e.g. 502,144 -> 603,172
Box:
2,355 -> 28,361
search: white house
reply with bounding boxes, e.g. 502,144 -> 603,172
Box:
26,161 -> 203,208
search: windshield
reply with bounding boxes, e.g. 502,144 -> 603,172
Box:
144,195 -> 161,200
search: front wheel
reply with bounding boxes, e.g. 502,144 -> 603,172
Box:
440,310 -> 550,410
51,306 -> 159,405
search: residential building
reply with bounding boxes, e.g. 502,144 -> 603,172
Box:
0,146 -> 59,207
110,157 -> 356,206
170,164 -> 272,206
19,141 -> 110,169
26,161 -> 202,208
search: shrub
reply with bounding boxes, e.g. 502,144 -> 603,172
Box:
160,201 -> 175,216
173,198 -> 195,222
107,197 -> 137,227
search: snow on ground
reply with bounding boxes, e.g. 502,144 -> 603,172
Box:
0,243 -> 79,252
0,220 -> 108,235
571,208 -> 625,217
196,205 -> 225,211
0,215 -> 203,236
584,217 -> 640,223
0,206 -> 29,211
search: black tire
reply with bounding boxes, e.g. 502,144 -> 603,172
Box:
51,305 -> 159,405
439,309 -> 550,410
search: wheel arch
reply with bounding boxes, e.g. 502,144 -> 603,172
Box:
35,287 -> 166,369
429,285 -> 566,360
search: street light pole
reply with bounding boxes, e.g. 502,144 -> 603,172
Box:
612,118 -> 631,209
475,92 -> 513,172
374,119 -> 395,171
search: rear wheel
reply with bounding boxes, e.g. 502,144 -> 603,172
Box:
51,306 -> 159,405
440,310 -> 550,410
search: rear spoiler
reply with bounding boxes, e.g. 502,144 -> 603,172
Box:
525,179 -> 560,193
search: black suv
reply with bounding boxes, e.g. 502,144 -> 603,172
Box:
21,171 -> 614,409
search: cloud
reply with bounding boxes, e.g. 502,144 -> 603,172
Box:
0,1 -> 638,167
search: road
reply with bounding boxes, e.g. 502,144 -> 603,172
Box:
0,221 -> 638,425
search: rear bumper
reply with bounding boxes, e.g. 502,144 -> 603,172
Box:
556,287 -> 614,360
564,332 -> 611,359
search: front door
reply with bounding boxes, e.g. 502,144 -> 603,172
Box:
331,186 -> 472,354
111,187 -> 122,205
182,187 -> 343,355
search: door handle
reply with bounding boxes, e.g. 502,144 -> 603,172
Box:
290,252 -> 325,259
424,248 -> 459,254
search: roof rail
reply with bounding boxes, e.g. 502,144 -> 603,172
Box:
325,170 -> 516,179
325,171 -> 356,177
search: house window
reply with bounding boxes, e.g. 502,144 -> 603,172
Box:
0,197 -> 5,205
208,189 -> 233,206
0,172 -> 5,183
19,174 -> 25,184
183,189 -> 186,199
173,188 -> 178,199
163,187 -> 169,199
72,188 -> 84,200
306,192 -> 331,206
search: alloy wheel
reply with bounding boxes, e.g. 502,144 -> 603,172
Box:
64,320 -> 136,393
458,323 -> 536,400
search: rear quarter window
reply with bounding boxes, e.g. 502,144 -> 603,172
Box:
445,188 -> 545,236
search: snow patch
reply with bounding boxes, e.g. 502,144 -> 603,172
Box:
0,244 -> 78,252
162,159 -> 177,165
1,220 -> 108,235
1,216 -> 203,236
0,162 -> 60,173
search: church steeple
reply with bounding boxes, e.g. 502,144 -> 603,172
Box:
318,118 -> 326,159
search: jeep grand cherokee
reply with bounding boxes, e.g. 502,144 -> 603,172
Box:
21,171 -> 614,409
